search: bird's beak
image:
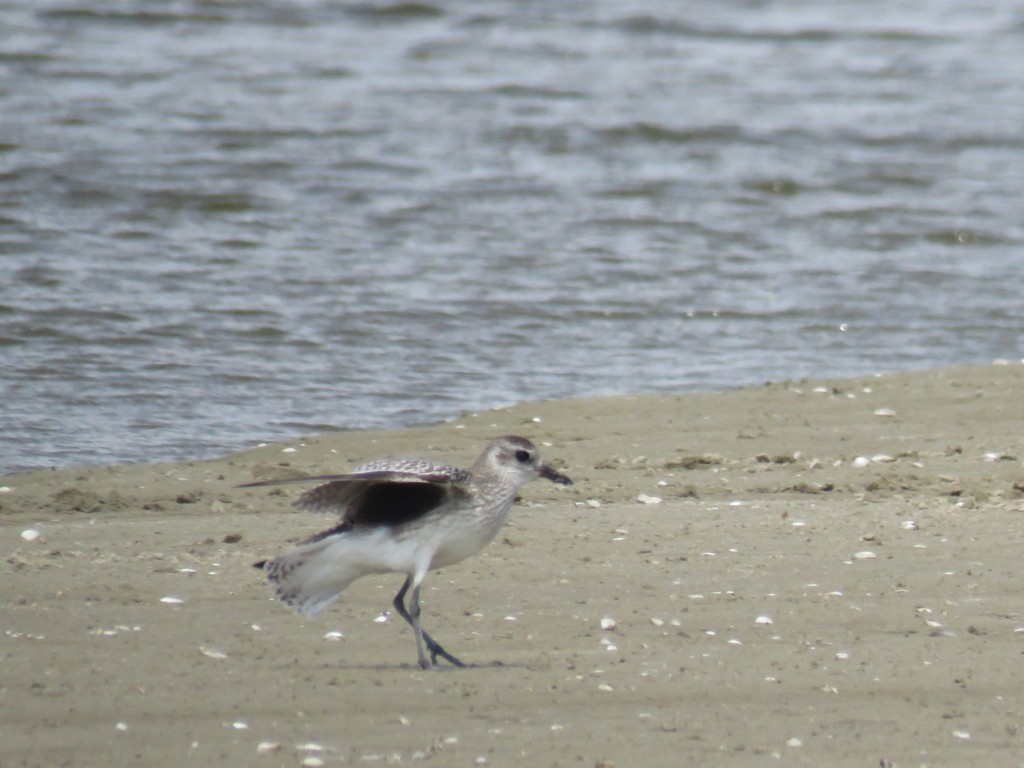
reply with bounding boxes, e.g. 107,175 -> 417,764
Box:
538,464 -> 573,485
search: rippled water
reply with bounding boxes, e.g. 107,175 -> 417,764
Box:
1,0 -> 1022,472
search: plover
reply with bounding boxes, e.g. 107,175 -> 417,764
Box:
245,436 -> 572,669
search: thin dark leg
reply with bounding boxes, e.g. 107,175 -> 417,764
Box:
392,577 -> 465,668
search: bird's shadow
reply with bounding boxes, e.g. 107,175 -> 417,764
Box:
339,659 -> 528,673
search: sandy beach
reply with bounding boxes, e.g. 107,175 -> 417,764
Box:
2,363 -> 1023,768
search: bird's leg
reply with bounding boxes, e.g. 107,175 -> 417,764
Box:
392,577 -> 465,669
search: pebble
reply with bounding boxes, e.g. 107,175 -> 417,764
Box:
873,407 -> 896,417
755,615 -> 774,625
160,596 -> 184,604
256,742 -> 281,755
636,494 -> 662,505
600,616 -> 617,631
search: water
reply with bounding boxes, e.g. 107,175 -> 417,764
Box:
1,0 -> 1022,472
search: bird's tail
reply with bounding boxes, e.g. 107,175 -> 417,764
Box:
254,529 -> 369,617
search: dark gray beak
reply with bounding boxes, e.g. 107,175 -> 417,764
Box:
538,464 -> 573,485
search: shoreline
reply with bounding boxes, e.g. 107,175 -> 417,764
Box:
3,362 -> 1023,767
8,358 -> 1016,478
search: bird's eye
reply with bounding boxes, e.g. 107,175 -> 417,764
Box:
514,449 -> 531,463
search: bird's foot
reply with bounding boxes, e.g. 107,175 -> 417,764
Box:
426,640 -> 465,668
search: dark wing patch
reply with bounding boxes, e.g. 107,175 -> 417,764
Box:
345,482 -> 453,528
292,470 -> 470,515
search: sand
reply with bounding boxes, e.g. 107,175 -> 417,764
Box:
2,363 -> 1023,767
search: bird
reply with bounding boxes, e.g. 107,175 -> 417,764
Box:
244,436 -> 573,669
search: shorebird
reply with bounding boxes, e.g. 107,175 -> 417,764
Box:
245,436 -> 572,669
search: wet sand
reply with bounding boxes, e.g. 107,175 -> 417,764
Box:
3,363 -> 1023,767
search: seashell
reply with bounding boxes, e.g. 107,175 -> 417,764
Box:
302,758 -> 325,767
600,616 -> 617,631
871,454 -> 895,463
323,630 -> 345,641
873,407 -> 896,417
20,529 -> 41,542
853,551 -> 877,560
786,737 -> 803,747
256,742 -> 280,755
852,456 -> 871,468
636,494 -> 662,505
160,596 -> 184,604
200,646 -> 228,660
650,618 -> 664,627
901,520 -> 918,530
232,721 -> 248,730
755,615 -> 774,625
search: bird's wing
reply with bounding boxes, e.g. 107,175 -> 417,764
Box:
241,460 -> 473,527
239,469 -> 462,490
